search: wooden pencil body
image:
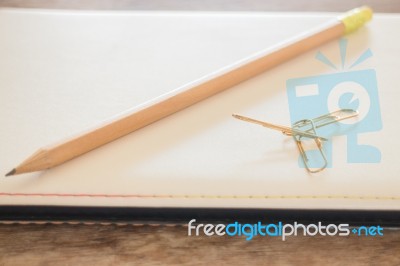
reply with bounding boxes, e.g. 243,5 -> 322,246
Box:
12,20 -> 345,175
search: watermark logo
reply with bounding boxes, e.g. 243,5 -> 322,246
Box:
187,219 -> 384,241
286,39 -> 382,169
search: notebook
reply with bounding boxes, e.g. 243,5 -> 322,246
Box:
1,8 -> 399,222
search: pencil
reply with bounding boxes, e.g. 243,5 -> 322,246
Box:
6,6 -> 373,176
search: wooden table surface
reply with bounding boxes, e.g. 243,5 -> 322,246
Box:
0,0 -> 399,265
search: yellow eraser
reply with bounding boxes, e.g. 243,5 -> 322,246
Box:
338,6 -> 373,34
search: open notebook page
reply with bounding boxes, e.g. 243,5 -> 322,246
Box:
0,9 -> 399,210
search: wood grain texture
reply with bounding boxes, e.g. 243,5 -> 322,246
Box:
0,224 -> 399,265
0,0 -> 399,265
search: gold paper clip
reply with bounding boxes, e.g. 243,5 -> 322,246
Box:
232,109 -> 358,173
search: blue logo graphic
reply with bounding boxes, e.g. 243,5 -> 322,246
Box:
286,39 -> 382,169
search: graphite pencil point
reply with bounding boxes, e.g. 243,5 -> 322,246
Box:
5,168 -> 16,177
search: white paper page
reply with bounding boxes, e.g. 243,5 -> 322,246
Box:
0,9 -> 399,210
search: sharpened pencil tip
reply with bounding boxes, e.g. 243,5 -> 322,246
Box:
5,168 -> 16,177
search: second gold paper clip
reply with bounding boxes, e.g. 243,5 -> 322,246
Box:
233,109 -> 358,173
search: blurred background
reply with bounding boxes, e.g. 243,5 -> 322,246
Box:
0,0 -> 398,12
